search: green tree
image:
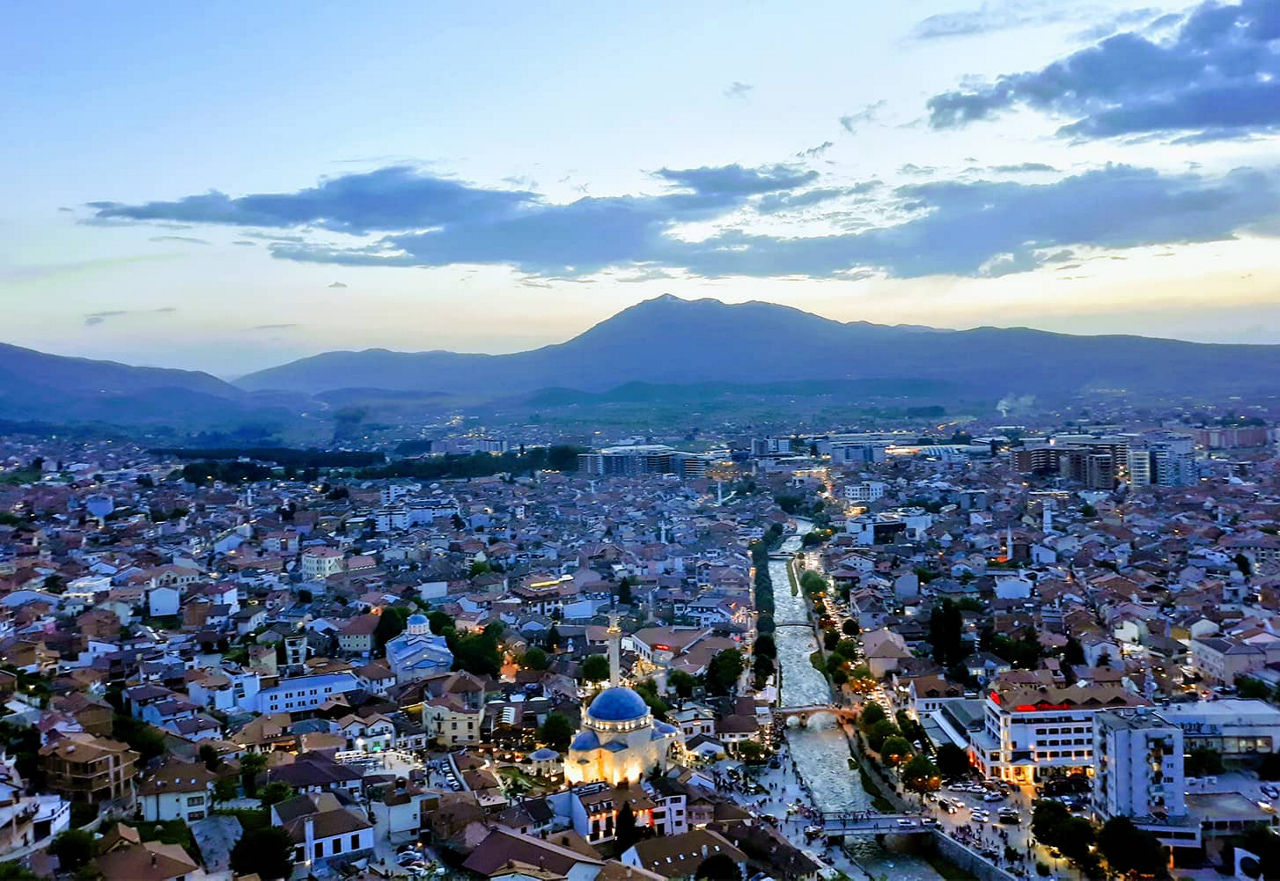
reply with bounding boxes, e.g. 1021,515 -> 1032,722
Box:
1234,553 -> 1253,577
230,826 -> 294,881
866,719 -> 900,753
935,743 -> 971,779
704,649 -> 745,696
1186,747 -> 1225,777
1097,816 -> 1165,876
427,610 -> 454,635
668,670 -> 697,700
522,647 -> 549,671
881,736 -> 913,765
902,754 -> 941,791
213,776 -> 239,803
695,852 -> 740,880
1031,799 -> 1072,848
632,679 -> 669,721
581,655 -> 610,683
239,750 -> 268,797
258,781 -> 295,807
199,743 -> 222,772
545,623 -> 563,651
49,830 -> 95,873
0,861 -> 40,880
928,598 -> 965,667
616,576 -> 634,605
1237,677 -> 1271,700
538,712 -> 574,751
842,619 -> 859,636
616,802 -> 641,851
859,701 -> 887,730
374,605 -> 411,652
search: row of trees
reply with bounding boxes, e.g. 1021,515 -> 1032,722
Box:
749,525 -> 784,687
1031,801 -> 1166,878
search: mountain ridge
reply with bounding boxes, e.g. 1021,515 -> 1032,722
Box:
233,295 -> 1280,400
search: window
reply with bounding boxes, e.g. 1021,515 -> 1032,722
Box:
315,842 -> 324,859
187,796 -> 204,805
333,839 -> 342,854
351,834 -> 360,849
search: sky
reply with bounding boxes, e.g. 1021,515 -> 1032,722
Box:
2,0 -> 1279,376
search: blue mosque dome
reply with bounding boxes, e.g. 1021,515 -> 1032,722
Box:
586,686 -> 650,723
406,613 -> 428,627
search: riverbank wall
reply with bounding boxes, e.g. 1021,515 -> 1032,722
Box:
927,830 -> 1019,881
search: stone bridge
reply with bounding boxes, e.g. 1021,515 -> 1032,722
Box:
818,811 -> 931,836
774,704 -> 857,726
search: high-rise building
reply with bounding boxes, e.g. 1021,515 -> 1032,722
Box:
1127,434 -> 1196,487
1093,709 -> 1186,822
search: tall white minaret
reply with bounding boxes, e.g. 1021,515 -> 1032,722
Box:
607,611 -> 622,688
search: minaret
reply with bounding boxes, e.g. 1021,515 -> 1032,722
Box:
607,611 -> 622,688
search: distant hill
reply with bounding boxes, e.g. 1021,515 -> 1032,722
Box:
235,294 -> 1280,401
0,342 -> 292,429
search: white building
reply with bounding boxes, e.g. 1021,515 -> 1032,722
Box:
300,547 -> 345,580
1092,709 -> 1191,846
138,760 -> 216,823
972,680 -> 1147,785
256,671 -> 361,715
1158,699 -> 1280,757
845,481 -> 887,503
385,614 -> 454,683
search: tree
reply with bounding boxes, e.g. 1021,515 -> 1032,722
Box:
859,701 -> 887,730
1063,636 -> 1086,666
258,781 -> 295,807
213,776 -> 239,803
754,634 -> 776,660
902,754 -> 941,791
239,750 -> 268,797
1031,800 -> 1071,848
581,655 -> 611,683
633,679 -> 669,721
617,576 -> 634,605
928,599 -> 965,667
1237,677 -> 1271,700
616,802 -> 641,851
374,605 -> 411,652
881,736 -> 913,765
704,649 -> 745,696
1235,553 -> 1254,577
1057,816 -> 1096,864
230,826 -> 294,881
539,712 -> 574,752
199,743 -> 222,772
522,647 -> 549,671
935,743 -> 971,779
738,741 -> 764,762
428,610 -> 454,635
668,670 -> 696,700
49,830 -> 95,873
866,719 -> 900,753
1260,751 -> 1280,781
1098,816 -> 1165,876
0,862 -> 40,880
842,619 -> 859,636
695,852 -> 740,880
1186,747 -> 1225,777
545,623 -> 563,651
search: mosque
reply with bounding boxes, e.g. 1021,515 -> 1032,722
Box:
563,615 -> 679,785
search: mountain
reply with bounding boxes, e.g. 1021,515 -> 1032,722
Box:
0,342 -> 292,428
235,295 -> 1280,401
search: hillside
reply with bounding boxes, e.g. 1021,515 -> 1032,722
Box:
235,295 -> 1280,401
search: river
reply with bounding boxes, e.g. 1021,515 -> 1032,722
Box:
772,521 -> 943,880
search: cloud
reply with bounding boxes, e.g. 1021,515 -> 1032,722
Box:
990,163 -> 1058,173
328,281 -> 348,288
89,165 -> 537,234
84,307 -> 177,326
796,141 -> 834,159
86,162 -> 1280,281
232,240 -> 256,246
910,1 -> 1070,39
839,101 -> 886,133
248,323 -> 300,331
148,234 -> 210,245
723,81 -> 753,99
928,0 -> 1280,140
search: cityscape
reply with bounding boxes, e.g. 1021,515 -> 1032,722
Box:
5,2 -> 1280,881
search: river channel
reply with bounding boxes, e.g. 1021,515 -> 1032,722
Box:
772,523 -> 942,880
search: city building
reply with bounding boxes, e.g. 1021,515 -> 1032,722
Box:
1092,709 -> 1192,846
39,733 -> 140,804
565,617 -> 679,785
